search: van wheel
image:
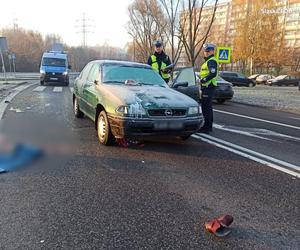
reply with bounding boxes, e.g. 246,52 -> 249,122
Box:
97,111 -> 115,145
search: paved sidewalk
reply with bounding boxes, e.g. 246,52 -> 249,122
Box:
232,85 -> 300,114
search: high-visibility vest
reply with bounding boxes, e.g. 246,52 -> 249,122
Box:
151,55 -> 170,79
200,56 -> 218,87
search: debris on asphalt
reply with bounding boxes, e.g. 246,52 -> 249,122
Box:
116,138 -> 145,148
0,144 -> 43,172
205,214 -> 234,237
4,100 -> 10,103
142,160 -> 145,163
40,240 -> 45,243
9,107 -> 24,113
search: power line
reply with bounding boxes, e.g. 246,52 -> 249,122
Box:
75,13 -> 95,47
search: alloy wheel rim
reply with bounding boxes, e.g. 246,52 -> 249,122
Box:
99,116 -> 106,139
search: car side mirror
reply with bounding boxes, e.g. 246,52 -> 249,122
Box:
68,65 -> 72,70
173,81 -> 188,88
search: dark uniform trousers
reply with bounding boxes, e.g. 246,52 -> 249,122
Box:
201,85 -> 216,131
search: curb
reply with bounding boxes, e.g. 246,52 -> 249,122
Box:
0,83 -> 37,120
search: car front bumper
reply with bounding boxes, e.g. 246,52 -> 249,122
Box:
108,115 -> 204,139
40,73 -> 69,83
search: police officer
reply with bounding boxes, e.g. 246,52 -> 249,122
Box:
147,40 -> 172,83
199,43 -> 218,133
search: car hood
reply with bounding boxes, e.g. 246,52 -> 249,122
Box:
98,84 -> 198,109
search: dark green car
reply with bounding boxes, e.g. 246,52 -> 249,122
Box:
73,60 -> 204,145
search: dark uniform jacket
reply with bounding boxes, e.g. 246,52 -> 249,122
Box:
147,51 -> 171,77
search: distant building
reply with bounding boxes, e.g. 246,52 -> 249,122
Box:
178,0 -> 300,66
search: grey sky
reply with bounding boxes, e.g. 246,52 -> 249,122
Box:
0,0 -> 133,48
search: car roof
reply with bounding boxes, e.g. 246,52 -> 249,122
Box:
220,71 -> 239,74
91,60 -> 151,69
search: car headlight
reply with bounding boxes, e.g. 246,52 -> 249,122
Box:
188,106 -> 200,115
116,105 -> 129,114
63,71 -> 68,76
116,104 -> 146,116
40,70 -> 45,74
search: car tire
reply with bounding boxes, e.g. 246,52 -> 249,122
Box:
217,99 -> 226,104
248,82 -> 254,87
40,80 -> 45,86
97,110 -> 115,145
73,96 -> 84,118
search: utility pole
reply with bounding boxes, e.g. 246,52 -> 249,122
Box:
75,13 -> 94,47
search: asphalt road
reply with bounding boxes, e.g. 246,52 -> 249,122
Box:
0,81 -> 299,249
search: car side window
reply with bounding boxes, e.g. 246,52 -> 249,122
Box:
87,64 -> 100,83
80,63 -> 93,81
175,68 -> 196,86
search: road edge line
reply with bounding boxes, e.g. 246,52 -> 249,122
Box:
192,134 -> 300,178
214,109 -> 300,130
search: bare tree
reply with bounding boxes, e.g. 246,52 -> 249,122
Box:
152,0 -> 185,66
179,0 -> 218,67
127,0 -> 166,62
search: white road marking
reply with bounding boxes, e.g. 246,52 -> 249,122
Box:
53,87 -> 63,92
33,86 -> 46,92
214,124 -> 274,141
214,124 -> 300,142
0,83 -> 37,120
215,109 -> 300,130
290,117 -> 300,121
192,134 -> 300,178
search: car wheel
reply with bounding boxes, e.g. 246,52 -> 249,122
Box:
73,96 -> 84,118
248,82 -> 254,87
217,99 -> 226,104
97,111 -> 115,145
40,81 -> 45,86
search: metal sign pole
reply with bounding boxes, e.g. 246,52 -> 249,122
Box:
0,48 -> 7,82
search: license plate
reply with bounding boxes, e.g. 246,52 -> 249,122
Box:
50,78 -> 58,80
154,121 -> 183,130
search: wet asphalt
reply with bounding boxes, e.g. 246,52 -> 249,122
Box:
0,81 -> 299,249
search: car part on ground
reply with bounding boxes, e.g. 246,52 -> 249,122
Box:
219,71 -> 256,87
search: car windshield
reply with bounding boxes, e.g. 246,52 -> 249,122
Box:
102,64 -> 166,86
42,58 -> 66,67
274,75 -> 287,80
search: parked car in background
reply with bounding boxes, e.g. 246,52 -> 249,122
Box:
248,74 -> 260,81
219,71 -> 256,87
169,68 -> 234,104
256,74 -> 275,84
73,60 -> 204,145
267,75 -> 300,86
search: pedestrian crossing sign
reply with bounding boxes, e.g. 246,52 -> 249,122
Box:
217,47 -> 232,63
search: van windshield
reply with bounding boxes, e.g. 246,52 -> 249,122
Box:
42,58 -> 66,67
